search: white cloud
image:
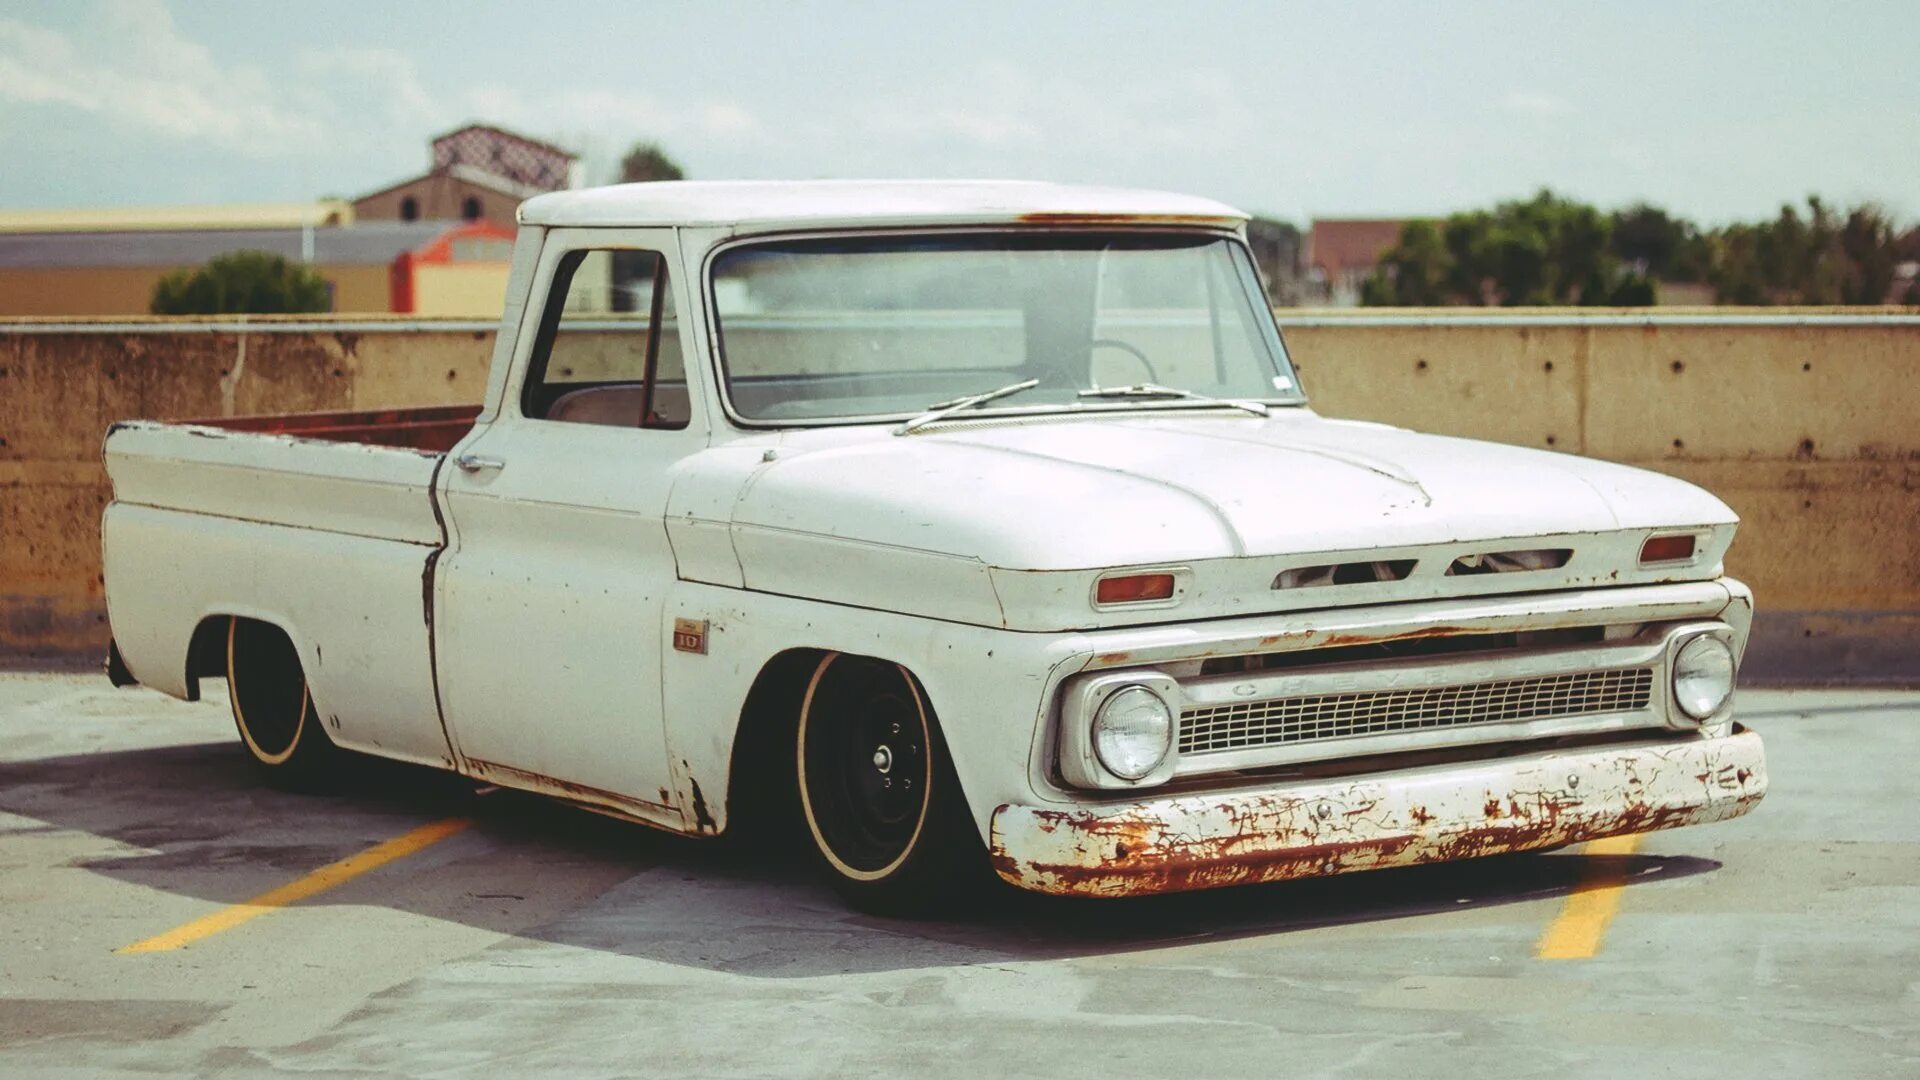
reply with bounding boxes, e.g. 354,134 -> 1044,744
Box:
0,0 -> 764,181
466,86 -> 767,147
745,61 -> 1258,187
0,0 -> 327,156
297,47 -> 445,133
915,63 -> 1253,152
0,0 -> 1257,198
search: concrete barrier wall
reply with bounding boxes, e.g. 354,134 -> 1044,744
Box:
3,310 -> 1915,683
1283,311 -> 1919,683
0,318 -> 497,658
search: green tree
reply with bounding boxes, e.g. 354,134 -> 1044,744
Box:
1490,191 -> 1612,304
149,251 -> 331,315
1579,268 -> 1656,306
1836,205 -> 1898,304
1362,190 -> 1651,307
1361,220 -> 1450,305
1707,223 -> 1769,304
1610,203 -> 1710,282
618,142 -> 686,183
1368,191 -> 1909,308
1704,197 -> 1901,305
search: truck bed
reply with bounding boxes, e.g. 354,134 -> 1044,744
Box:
104,405 -> 479,546
101,405 -> 475,759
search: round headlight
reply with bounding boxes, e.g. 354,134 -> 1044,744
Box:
1092,686 -> 1173,781
1672,635 -> 1734,720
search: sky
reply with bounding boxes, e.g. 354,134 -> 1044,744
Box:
0,0 -> 1914,225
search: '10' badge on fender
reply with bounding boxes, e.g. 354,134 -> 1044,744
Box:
673,618 -> 708,655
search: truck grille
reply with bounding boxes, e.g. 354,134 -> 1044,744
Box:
1179,668 -> 1656,755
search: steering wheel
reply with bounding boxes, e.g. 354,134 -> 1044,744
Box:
1088,338 -> 1160,385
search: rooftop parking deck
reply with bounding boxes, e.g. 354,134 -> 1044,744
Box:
1,669 -> 1913,1077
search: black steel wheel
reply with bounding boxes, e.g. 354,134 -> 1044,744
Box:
226,617 -> 341,789
795,653 -> 982,913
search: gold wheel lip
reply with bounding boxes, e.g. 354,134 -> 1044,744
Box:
228,617 -> 308,767
796,652 -> 935,883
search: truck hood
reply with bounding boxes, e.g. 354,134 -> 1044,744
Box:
673,409 -> 1738,631
724,409 -> 1735,570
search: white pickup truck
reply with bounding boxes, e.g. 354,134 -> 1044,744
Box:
103,181 -> 1766,911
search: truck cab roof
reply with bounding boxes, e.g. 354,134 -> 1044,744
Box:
515,179 -> 1249,232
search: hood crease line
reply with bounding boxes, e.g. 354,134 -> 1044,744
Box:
931,437 -> 1250,557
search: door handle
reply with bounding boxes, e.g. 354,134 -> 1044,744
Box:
455,454 -> 506,474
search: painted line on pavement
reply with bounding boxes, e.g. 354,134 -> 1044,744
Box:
117,817 -> 473,954
1535,833 -> 1643,960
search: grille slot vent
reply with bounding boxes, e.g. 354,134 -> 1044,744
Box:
1446,548 -> 1572,575
1274,559 -> 1416,589
1179,668 -> 1655,755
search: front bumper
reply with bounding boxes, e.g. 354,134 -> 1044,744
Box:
990,727 -> 1765,897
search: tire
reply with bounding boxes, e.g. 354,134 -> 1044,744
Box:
225,617 -> 342,790
795,653 -> 983,914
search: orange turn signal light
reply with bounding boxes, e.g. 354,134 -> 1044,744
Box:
1640,534 -> 1697,564
1096,573 -> 1176,605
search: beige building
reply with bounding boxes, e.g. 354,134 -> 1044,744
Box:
0,124 -> 572,317
0,215 -> 499,317
0,202 -> 370,316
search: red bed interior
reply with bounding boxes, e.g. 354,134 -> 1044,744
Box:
187,404 -> 483,453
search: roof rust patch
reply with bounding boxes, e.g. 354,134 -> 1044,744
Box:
1014,211 -> 1242,228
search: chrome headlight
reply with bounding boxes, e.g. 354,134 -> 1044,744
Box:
1091,685 -> 1174,781
1672,634 -> 1735,720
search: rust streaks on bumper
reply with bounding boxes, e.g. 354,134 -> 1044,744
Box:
989,729 -> 1766,897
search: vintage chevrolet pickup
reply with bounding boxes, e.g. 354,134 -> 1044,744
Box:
102,181 -> 1766,911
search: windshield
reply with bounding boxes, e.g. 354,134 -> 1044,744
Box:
709,232 -> 1303,424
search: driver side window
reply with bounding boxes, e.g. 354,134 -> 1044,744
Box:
522,248 -> 689,429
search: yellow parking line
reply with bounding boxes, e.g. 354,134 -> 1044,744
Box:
118,817 -> 472,954
1535,833 -> 1643,959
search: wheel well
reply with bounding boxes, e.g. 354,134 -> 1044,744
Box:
723,649 -> 956,843
723,648 -> 827,841
183,615 -> 234,703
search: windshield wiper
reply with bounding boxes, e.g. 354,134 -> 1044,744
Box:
893,378 -> 1041,435
1075,383 -> 1270,417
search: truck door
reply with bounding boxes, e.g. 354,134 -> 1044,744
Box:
433,229 -> 702,822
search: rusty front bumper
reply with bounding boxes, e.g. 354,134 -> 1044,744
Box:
989,728 -> 1766,897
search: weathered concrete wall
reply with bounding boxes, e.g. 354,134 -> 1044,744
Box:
0,318 -> 496,657
2,310 -> 1914,683
1284,310 -> 1920,683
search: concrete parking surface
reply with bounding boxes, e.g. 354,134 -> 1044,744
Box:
1,670 -> 1914,1078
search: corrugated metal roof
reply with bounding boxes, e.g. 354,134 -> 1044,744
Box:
0,221 -> 459,270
